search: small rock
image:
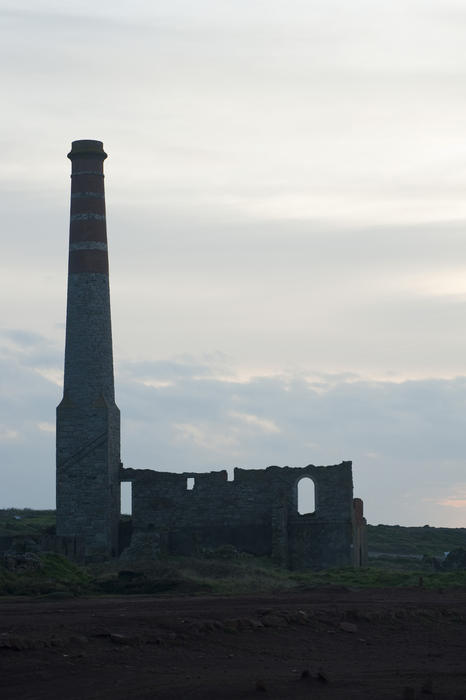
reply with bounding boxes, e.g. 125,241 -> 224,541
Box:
0,636 -> 49,651
286,610 -> 309,624
109,633 -> 140,646
0,636 -> 25,651
39,591 -> 75,600
249,619 -> 264,630
200,621 -> 217,632
261,614 -> 287,628
421,677 -> 433,695
187,622 -> 207,635
236,617 -> 260,630
50,636 -> 65,647
317,668 -> 329,683
296,610 -> 309,624
339,621 -> 358,633
223,619 -> 240,633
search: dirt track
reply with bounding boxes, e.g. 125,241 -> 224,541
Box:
1,588 -> 465,699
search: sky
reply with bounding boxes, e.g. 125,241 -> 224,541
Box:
1,0 -> 466,526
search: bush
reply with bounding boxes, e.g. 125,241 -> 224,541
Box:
0,553 -> 90,596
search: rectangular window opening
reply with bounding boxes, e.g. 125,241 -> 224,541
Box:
187,477 -> 195,490
120,481 -> 132,515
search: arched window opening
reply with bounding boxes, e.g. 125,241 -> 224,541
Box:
297,477 -> 315,515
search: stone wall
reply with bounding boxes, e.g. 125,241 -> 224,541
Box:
0,534 -> 85,561
56,141 -> 120,561
56,398 -> 120,560
121,461 -> 365,570
352,497 -> 368,567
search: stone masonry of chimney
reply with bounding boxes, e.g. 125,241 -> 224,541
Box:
56,140 -> 120,560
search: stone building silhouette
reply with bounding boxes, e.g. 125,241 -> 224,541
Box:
56,140 -> 120,560
56,140 -> 367,567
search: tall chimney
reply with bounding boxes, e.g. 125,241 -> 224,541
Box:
56,140 -> 120,560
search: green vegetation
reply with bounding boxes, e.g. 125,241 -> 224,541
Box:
1,550 -> 465,598
367,524 -> 466,556
0,509 -> 55,537
0,511 -> 465,596
92,553 -> 292,595
292,567 -> 466,589
0,553 -> 90,596
101,554 -> 466,594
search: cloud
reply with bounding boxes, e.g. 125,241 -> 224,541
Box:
229,411 -> 280,434
2,329 -> 46,347
117,357 -> 466,526
440,499 -> 466,509
33,369 -> 63,387
2,2 -> 466,527
173,422 -> 240,454
37,422 -> 55,433
2,331 -> 466,525
2,3 -> 466,397
437,485 -> 466,510
0,426 -> 20,442
0,329 -> 63,375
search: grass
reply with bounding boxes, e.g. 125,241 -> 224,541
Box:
291,567 -> 466,589
0,509 -> 55,537
367,524 -> 466,556
1,510 -> 465,596
1,551 -> 465,598
144,557 -> 466,593
0,553 -> 90,596
90,552 -> 294,595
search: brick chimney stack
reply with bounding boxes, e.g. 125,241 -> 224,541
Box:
56,140 -> 120,560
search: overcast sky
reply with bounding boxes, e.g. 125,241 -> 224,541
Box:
1,0 -> 466,526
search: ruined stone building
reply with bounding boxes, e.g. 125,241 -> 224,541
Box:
56,140 -> 367,568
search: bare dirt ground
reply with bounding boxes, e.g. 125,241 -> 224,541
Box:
1,588 -> 465,700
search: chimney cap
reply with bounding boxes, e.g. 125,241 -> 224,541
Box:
68,140 -> 107,160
